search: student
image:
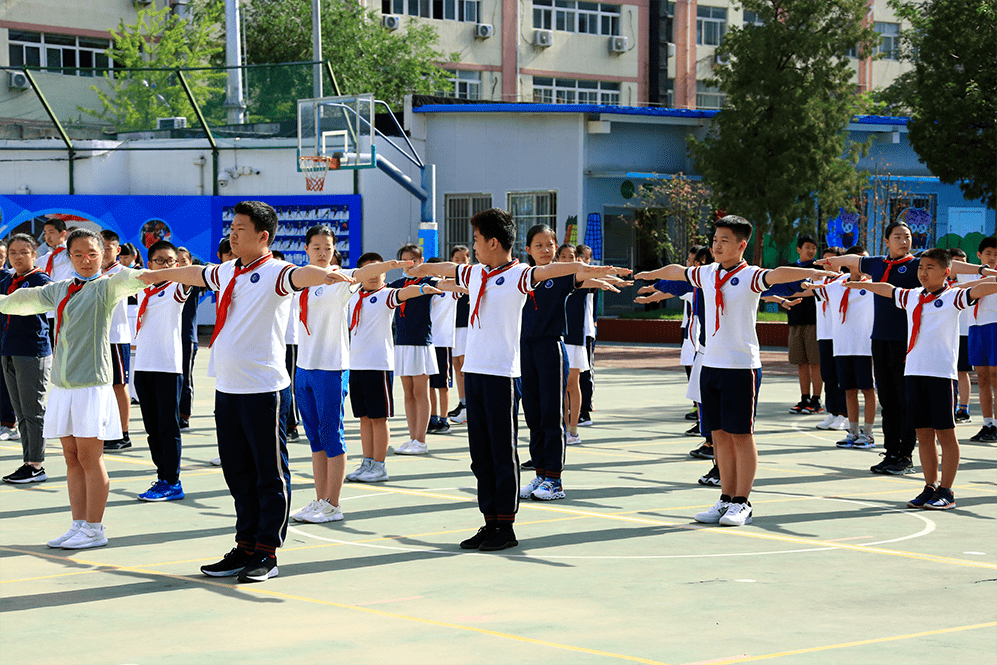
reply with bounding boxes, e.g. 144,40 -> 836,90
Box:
679,246 -> 705,426
132,241 -> 190,501
0,239 -> 15,441
968,237 -> 997,442
99,230 -> 134,452
786,235 -> 823,415
206,238 -> 236,468
143,200 -> 355,583
410,208 -> 621,550
446,245 -> 471,426
575,243 -> 598,427
35,218 -> 72,347
848,248 -> 997,509
0,228 -> 150,549
271,250 -> 301,442
811,247 -> 849,432
426,257 -> 457,435
636,215 -> 835,526
175,247 -> 200,431
0,234 -> 52,484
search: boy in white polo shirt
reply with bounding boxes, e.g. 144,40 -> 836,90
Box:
410,208 -> 620,551
141,200 -> 354,583
968,237 -> 997,442
849,248 -> 997,510
36,219 -> 72,347
636,215 -> 835,527
99,230 -> 134,452
132,240 -> 190,502
427,257 -> 459,435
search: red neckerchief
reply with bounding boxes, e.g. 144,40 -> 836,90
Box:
880,254 -> 915,282
54,279 -> 86,345
689,289 -> 698,342
350,285 -> 385,335
44,246 -> 65,275
209,253 -> 272,347
299,288 -> 311,336
838,274 -> 865,323
907,285 -> 948,356
469,260 -> 519,328
397,278 -> 420,316
713,261 -> 748,336
3,268 -> 44,331
136,282 -> 171,334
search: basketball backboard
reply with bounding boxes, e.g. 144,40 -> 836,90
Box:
297,93 -> 376,171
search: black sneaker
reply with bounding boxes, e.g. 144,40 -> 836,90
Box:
201,547 -> 254,577
238,554 -> 278,583
809,397 -> 823,414
879,456 -> 914,475
447,404 -> 465,419
130,397 -> 140,405
520,459 -> 535,470
478,524 -> 518,551
103,438 -> 132,451
969,425 -> 997,442
459,525 -> 493,550
685,423 -> 701,437
287,428 -> 300,442
689,443 -> 714,459
685,407 -> 699,421
577,412 -> 593,427
698,465 -> 720,486
953,409 -> 971,424
906,484 -> 938,509
2,464 -> 47,484
789,400 -> 811,415
179,418 -> 191,432
870,453 -> 891,474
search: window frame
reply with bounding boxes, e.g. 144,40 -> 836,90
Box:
507,190 -> 558,261
533,0 -> 620,36
8,30 -> 111,77
695,5 -> 727,46
444,193 -> 493,259
533,77 -> 621,105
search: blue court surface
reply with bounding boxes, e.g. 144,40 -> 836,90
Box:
1,344 -> 995,664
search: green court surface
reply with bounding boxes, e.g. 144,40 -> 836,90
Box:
1,344 -> 995,665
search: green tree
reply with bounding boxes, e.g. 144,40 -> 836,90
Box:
243,0 -> 457,111
79,5 -> 226,132
883,0 -> 996,209
687,0 -> 879,262
628,174 -> 714,266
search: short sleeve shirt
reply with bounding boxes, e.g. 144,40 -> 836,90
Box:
687,262 -> 771,370
823,277 -> 874,357
103,263 -> 133,344
895,286 -> 971,379
860,255 -> 921,342
520,274 -> 573,340
430,290 -> 458,347
134,283 -> 190,373
388,276 -> 438,346
296,269 -> 357,371
347,286 -> 400,371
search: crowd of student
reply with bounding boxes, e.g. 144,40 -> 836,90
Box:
0,203 -> 992,584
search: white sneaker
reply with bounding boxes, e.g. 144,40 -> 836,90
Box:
836,432 -> 858,448
395,440 -> 428,455
61,523 -> 109,549
450,408 -> 467,425
566,432 -> 581,445
815,413 -> 837,430
300,499 -> 344,523
852,433 -> 876,449
832,415 -> 850,430
531,479 -> 565,501
355,461 -> 389,482
0,425 -> 14,441
719,501 -> 753,526
209,457 -> 222,466
292,499 -> 322,522
345,459 -> 372,482
520,476 -> 544,499
694,499 -> 729,524
47,521 -> 84,548
7,427 -> 19,441
393,439 -> 415,454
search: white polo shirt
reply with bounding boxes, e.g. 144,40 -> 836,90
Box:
285,295 -> 299,345
429,290 -> 458,348
812,276 -> 835,342
895,286 -> 971,380
955,275 -> 974,335
824,277 -> 874,357
204,256 -> 298,394
296,268 -> 357,371
456,261 -> 536,378
971,290 -> 997,327
36,244 -> 73,318
103,262 -> 132,344
348,286 -> 399,371
687,262 -> 771,370
134,282 -> 190,373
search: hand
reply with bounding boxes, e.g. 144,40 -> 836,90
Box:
386,259 -> 414,272
406,263 -> 433,277
324,269 -> 357,285
811,269 -> 840,279
813,257 -> 833,268
601,275 -> 633,287
842,280 -> 865,289
637,285 -> 658,295
781,298 -> 802,308
633,271 -> 655,281
983,267 -> 997,277
453,285 -> 469,295
800,281 -> 820,290
589,278 -> 621,293
136,270 -> 157,285
420,285 -> 443,296
634,294 -> 661,304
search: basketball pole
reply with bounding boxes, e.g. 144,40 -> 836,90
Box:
312,0 -> 323,99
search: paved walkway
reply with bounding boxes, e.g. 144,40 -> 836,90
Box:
1,344 -> 995,664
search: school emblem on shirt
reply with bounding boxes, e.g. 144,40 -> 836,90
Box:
250,273 -> 261,283
859,289 -> 867,296
158,291 -> 165,297
934,299 -> 943,308
315,287 -> 323,296
370,296 -> 377,304
496,276 -> 506,285
898,266 -> 907,274
730,277 -> 740,286
544,279 -> 554,289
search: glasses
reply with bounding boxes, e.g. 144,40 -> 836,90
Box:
70,252 -> 101,261
150,258 -> 178,266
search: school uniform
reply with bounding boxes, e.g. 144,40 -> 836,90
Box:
133,282 -> 190,484
579,290 -> 597,414
284,295 -> 300,433
687,261 -> 770,435
453,291 -> 470,357
812,276 -> 845,415
456,260 -> 537,524
953,276 -> 972,374
203,254 -> 298,558
347,285 -> 398,419
679,291 -> 697,367
429,290 -> 458,390
36,244 -> 73,346
657,279 -> 710,434
103,262 -> 133,388
520,274 -> 572,479
296,271 -> 356,457
895,285 -> 973,430
179,285 -> 200,421
860,254 -> 921,458
820,277 -> 875,390
388,276 -> 439,377
565,286 -> 594,371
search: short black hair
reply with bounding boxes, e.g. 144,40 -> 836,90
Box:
99,229 -> 120,244
427,256 -> 443,264
271,250 -> 285,261
147,240 -> 177,259
234,200 -> 279,245
357,252 -> 383,267
218,237 -> 232,256
845,244 -> 866,255
694,246 -> 714,265
397,243 -> 422,260
471,208 -> 516,251
884,220 -> 911,238
66,228 -> 103,253
921,247 -> 952,269
797,234 -> 818,249
305,224 -> 335,246
714,215 -> 753,243
979,236 -> 997,253
176,246 -> 192,260
450,245 -> 469,259
949,247 -> 967,260
43,218 -> 67,233
7,233 -> 38,250
688,244 -> 705,256
557,243 -> 575,257
576,244 -> 592,258
824,246 -> 845,257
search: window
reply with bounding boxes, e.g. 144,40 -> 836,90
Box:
533,77 -> 621,105
444,193 -> 492,258
696,83 -> 726,109
696,5 -> 727,46
8,30 -> 111,77
533,1 -> 620,36
508,191 -> 558,260
384,0 -> 479,22
663,1 -> 674,43
742,10 -> 763,27
875,22 -> 899,60
437,69 -> 482,100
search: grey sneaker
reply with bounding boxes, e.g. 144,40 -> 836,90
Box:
355,461 -> 389,483
345,458 -> 372,482
519,475 -> 544,499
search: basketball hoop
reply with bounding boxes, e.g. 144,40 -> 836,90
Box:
298,155 -> 340,191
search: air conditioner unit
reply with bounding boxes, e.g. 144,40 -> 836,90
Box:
8,71 -> 30,90
157,117 -> 187,130
474,23 -> 494,39
714,52 -> 731,66
382,15 -> 401,30
534,29 -> 553,47
609,36 -> 628,53
666,42 -> 676,58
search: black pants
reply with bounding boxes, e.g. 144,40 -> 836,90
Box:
818,339 -> 845,416
215,387 -> 291,553
465,373 -> 520,523
872,339 -> 916,458
285,344 -> 299,431
134,371 -> 182,484
580,335 -> 595,413
179,339 -> 197,419
521,337 -> 567,477
0,368 -> 14,426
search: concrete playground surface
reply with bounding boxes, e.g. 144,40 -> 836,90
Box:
1,343 -> 995,665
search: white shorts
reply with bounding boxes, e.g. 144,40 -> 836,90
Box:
686,351 -> 705,403
565,343 -> 591,371
680,335 -> 697,366
394,345 -> 439,377
454,327 -> 468,357
44,384 -> 123,441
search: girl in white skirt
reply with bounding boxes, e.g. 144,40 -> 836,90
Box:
0,228 -> 148,550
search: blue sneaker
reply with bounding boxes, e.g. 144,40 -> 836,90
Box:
906,484 -> 937,509
923,487 -> 956,510
138,480 -> 185,502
